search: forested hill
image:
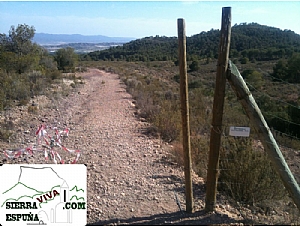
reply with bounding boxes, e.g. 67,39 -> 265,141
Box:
83,23 -> 300,62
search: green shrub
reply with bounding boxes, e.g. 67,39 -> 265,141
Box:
49,70 -> 62,80
240,57 -> 249,64
135,93 -> 160,120
153,100 -> 181,142
189,60 -> 199,72
242,69 -> 264,89
190,136 -> 210,178
218,137 -> 286,205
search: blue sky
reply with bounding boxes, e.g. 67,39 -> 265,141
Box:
0,1 -> 299,38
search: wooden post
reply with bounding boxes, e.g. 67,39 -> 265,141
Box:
227,60 -> 300,211
177,18 -> 194,213
205,7 -> 231,212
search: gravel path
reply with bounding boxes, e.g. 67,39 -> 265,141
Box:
70,69 -> 203,224
1,68 -> 244,225
69,69 -> 243,225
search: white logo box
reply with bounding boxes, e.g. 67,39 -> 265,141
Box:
0,164 -> 87,226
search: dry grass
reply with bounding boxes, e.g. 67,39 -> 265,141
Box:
81,59 -> 300,225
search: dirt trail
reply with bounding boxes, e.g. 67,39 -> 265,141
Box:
1,68 -> 244,225
76,69 -> 190,223
71,69 -> 243,225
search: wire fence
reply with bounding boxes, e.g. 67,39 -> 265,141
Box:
213,64 -> 300,225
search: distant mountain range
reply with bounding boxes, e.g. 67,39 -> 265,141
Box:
33,33 -> 135,45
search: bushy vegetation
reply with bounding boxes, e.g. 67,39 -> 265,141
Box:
239,56 -> 300,140
81,55 -> 300,224
82,35 -> 178,62
79,24 -> 300,223
54,47 -> 78,72
0,24 -> 80,110
83,23 -> 300,63
2,21 -> 299,224
219,137 -> 286,205
272,53 -> 300,83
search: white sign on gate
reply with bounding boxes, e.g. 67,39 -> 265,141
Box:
229,126 -> 250,137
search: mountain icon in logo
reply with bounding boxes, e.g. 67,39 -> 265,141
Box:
0,164 -> 87,226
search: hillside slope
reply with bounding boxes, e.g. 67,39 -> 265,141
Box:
84,23 -> 300,62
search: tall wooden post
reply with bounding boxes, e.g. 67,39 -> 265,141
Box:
227,60 -> 300,211
177,18 -> 194,213
205,7 -> 231,212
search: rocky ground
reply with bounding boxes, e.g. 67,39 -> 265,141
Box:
0,68 -> 298,225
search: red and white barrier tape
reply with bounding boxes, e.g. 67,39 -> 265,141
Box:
3,124 -> 81,164
4,146 -> 33,159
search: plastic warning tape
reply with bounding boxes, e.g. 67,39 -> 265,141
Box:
3,124 -> 81,164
